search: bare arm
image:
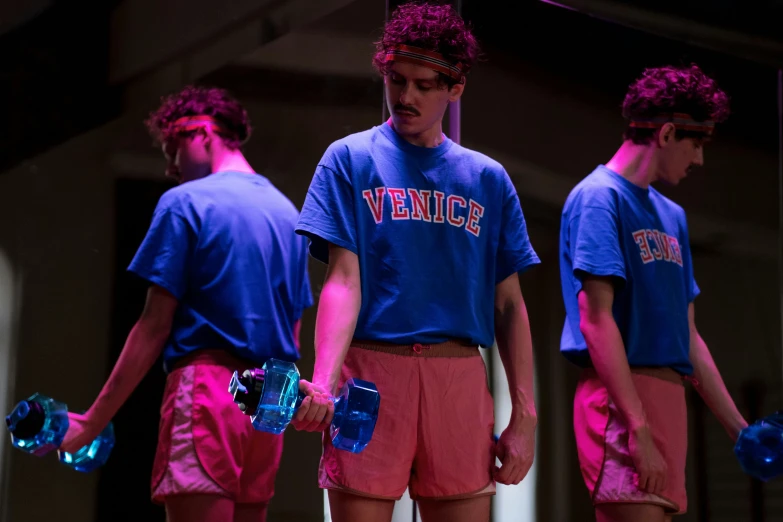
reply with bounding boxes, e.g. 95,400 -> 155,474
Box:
688,303 -> 748,441
493,273 -> 537,485
60,285 -> 176,452
579,276 -> 667,494
579,277 -> 647,431
311,244 -> 362,394
494,273 -> 537,425
291,245 -> 360,431
88,285 -> 177,425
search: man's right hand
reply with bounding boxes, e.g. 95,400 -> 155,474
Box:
628,424 -> 667,495
291,380 -> 334,432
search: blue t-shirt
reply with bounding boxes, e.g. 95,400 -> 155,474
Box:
559,165 -> 699,375
129,171 -> 314,372
295,122 -> 539,348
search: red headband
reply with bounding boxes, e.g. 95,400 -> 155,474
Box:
385,45 -> 465,81
629,113 -> 715,135
171,115 -> 229,134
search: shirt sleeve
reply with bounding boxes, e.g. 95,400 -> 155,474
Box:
496,170 -> 541,283
127,192 -> 195,300
568,188 -> 626,294
295,144 -> 357,264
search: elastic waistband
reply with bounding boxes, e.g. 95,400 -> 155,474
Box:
171,349 -> 251,372
582,366 -> 684,386
351,339 -> 479,358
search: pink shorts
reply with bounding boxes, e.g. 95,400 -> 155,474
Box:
574,368 -> 688,515
151,350 -> 284,505
319,340 -> 497,501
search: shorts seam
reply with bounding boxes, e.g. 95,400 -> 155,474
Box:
191,365 -> 238,496
152,366 -> 233,503
593,498 -> 681,515
411,480 -> 496,501
583,374 -> 686,516
152,490 -> 234,505
321,482 -> 402,501
151,371 -> 188,498
592,393 -> 612,502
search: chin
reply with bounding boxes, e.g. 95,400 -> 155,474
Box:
391,116 -> 424,134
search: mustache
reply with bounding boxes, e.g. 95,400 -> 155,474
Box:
393,104 -> 419,116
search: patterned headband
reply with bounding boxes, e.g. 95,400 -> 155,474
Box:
385,44 -> 465,81
629,113 -> 715,135
171,115 -> 230,135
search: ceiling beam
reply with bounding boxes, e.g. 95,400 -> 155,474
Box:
200,65 -> 380,108
110,0 -> 359,85
234,31 -> 375,78
539,0 -> 783,67
0,0 -> 51,36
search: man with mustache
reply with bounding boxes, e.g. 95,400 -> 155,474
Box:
558,64 -> 748,522
290,2 -> 540,521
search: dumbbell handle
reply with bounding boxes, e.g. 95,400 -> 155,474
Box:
230,369 -> 335,416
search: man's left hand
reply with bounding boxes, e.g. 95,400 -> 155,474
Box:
493,416 -> 536,485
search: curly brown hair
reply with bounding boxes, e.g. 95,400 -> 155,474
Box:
372,1 -> 480,87
145,85 -> 251,150
622,64 -> 730,144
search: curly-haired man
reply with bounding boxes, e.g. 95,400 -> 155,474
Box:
558,64 -> 748,522
61,85 -> 313,522
290,2 -> 540,521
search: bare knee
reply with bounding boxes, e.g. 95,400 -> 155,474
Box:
165,494 -> 234,522
327,489 -> 396,522
234,502 -> 268,522
596,503 -> 667,522
418,496 -> 491,522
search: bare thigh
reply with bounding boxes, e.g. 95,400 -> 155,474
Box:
234,502 -> 268,522
165,494 -> 233,522
327,490 -> 396,522
418,496 -> 491,522
596,503 -> 668,522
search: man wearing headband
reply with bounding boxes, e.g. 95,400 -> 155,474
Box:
558,64 -> 748,521
59,86 -> 313,522
291,2 -> 539,521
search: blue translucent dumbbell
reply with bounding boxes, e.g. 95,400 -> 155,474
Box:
229,359 -> 380,453
5,393 -> 115,473
734,410 -> 783,482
